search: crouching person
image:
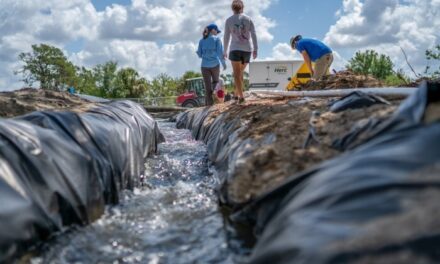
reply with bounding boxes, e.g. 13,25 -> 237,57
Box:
290,35 -> 333,80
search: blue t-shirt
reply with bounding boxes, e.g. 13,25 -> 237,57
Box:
296,38 -> 332,62
197,35 -> 226,68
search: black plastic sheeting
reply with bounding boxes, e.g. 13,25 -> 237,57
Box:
333,82 -> 439,151
331,118 -> 384,151
328,91 -> 390,113
235,81 -> 440,263
0,100 -> 164,262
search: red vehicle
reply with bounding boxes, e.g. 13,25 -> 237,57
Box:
176,77 -> 206,108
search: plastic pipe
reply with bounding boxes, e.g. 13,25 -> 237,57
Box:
252,87 -> 417,98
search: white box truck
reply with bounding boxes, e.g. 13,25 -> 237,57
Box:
249,60 -> 309,91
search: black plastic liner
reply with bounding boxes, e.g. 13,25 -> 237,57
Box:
328,91 -> 390,113
0,100 -> 164,262
333,82 -> 439,151
237,81 -> 440,263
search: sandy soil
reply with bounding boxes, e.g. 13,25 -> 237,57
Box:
0,88 -> 93,118
199,95 -> 401,204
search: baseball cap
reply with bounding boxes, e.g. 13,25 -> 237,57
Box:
290,35 -> 302,49
207,24 -> 221,34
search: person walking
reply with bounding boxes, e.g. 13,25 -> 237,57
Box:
224,0 -> 258,104
197,24 -> 227,106
290,35 -> 333,81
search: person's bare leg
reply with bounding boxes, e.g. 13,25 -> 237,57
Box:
241,63 -> 248,98
232,61 -> 243,98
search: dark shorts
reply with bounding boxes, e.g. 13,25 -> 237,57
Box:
229,50 -> 252,64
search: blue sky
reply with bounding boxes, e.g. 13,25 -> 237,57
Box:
265,0 -> 341,39
0,0 -> 438,90
260,0 -> 341,59
92,0 -> 131,11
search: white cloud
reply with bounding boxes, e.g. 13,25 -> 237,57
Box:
70,40 -> 199,79
264,43 -> 302,61
325,0 -> 440,75
331,51 -> 348,71
0,0 -> 275,90
97,0 -> 275,42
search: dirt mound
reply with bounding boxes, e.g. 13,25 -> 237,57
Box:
226,98 -> 398,203
300,70 -> 383,90
0,88 -> 92,118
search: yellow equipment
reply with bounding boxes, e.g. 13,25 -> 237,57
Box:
286,63 -> 313,90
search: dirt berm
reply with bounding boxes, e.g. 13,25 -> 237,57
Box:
0,88 -> 93,118
176,92 -> 402,206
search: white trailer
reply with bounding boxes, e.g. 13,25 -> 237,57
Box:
249,60 -> 306,91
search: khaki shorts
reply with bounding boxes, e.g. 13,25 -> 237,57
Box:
313,53 -> 334,80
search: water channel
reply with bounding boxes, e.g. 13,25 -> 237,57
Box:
28,121 -> 236,264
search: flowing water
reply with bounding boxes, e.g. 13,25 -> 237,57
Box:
29,121 -> 234,264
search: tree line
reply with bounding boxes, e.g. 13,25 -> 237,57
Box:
15,44 -> 207,98
15,43 -> 440,98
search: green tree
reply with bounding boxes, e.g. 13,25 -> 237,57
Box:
384,69 -> 410,86
114,67 -> 149,98
93,61 -> 118,98
180,71 -> 202,80
425,45 -> 440,78
347,50 -> 394,80
76,66 -> 100,96
131,78 -> 149,98
148,73 -> 178,98
16,44 -> 77,90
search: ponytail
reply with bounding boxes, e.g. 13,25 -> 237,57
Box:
203,27 -> 209,39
